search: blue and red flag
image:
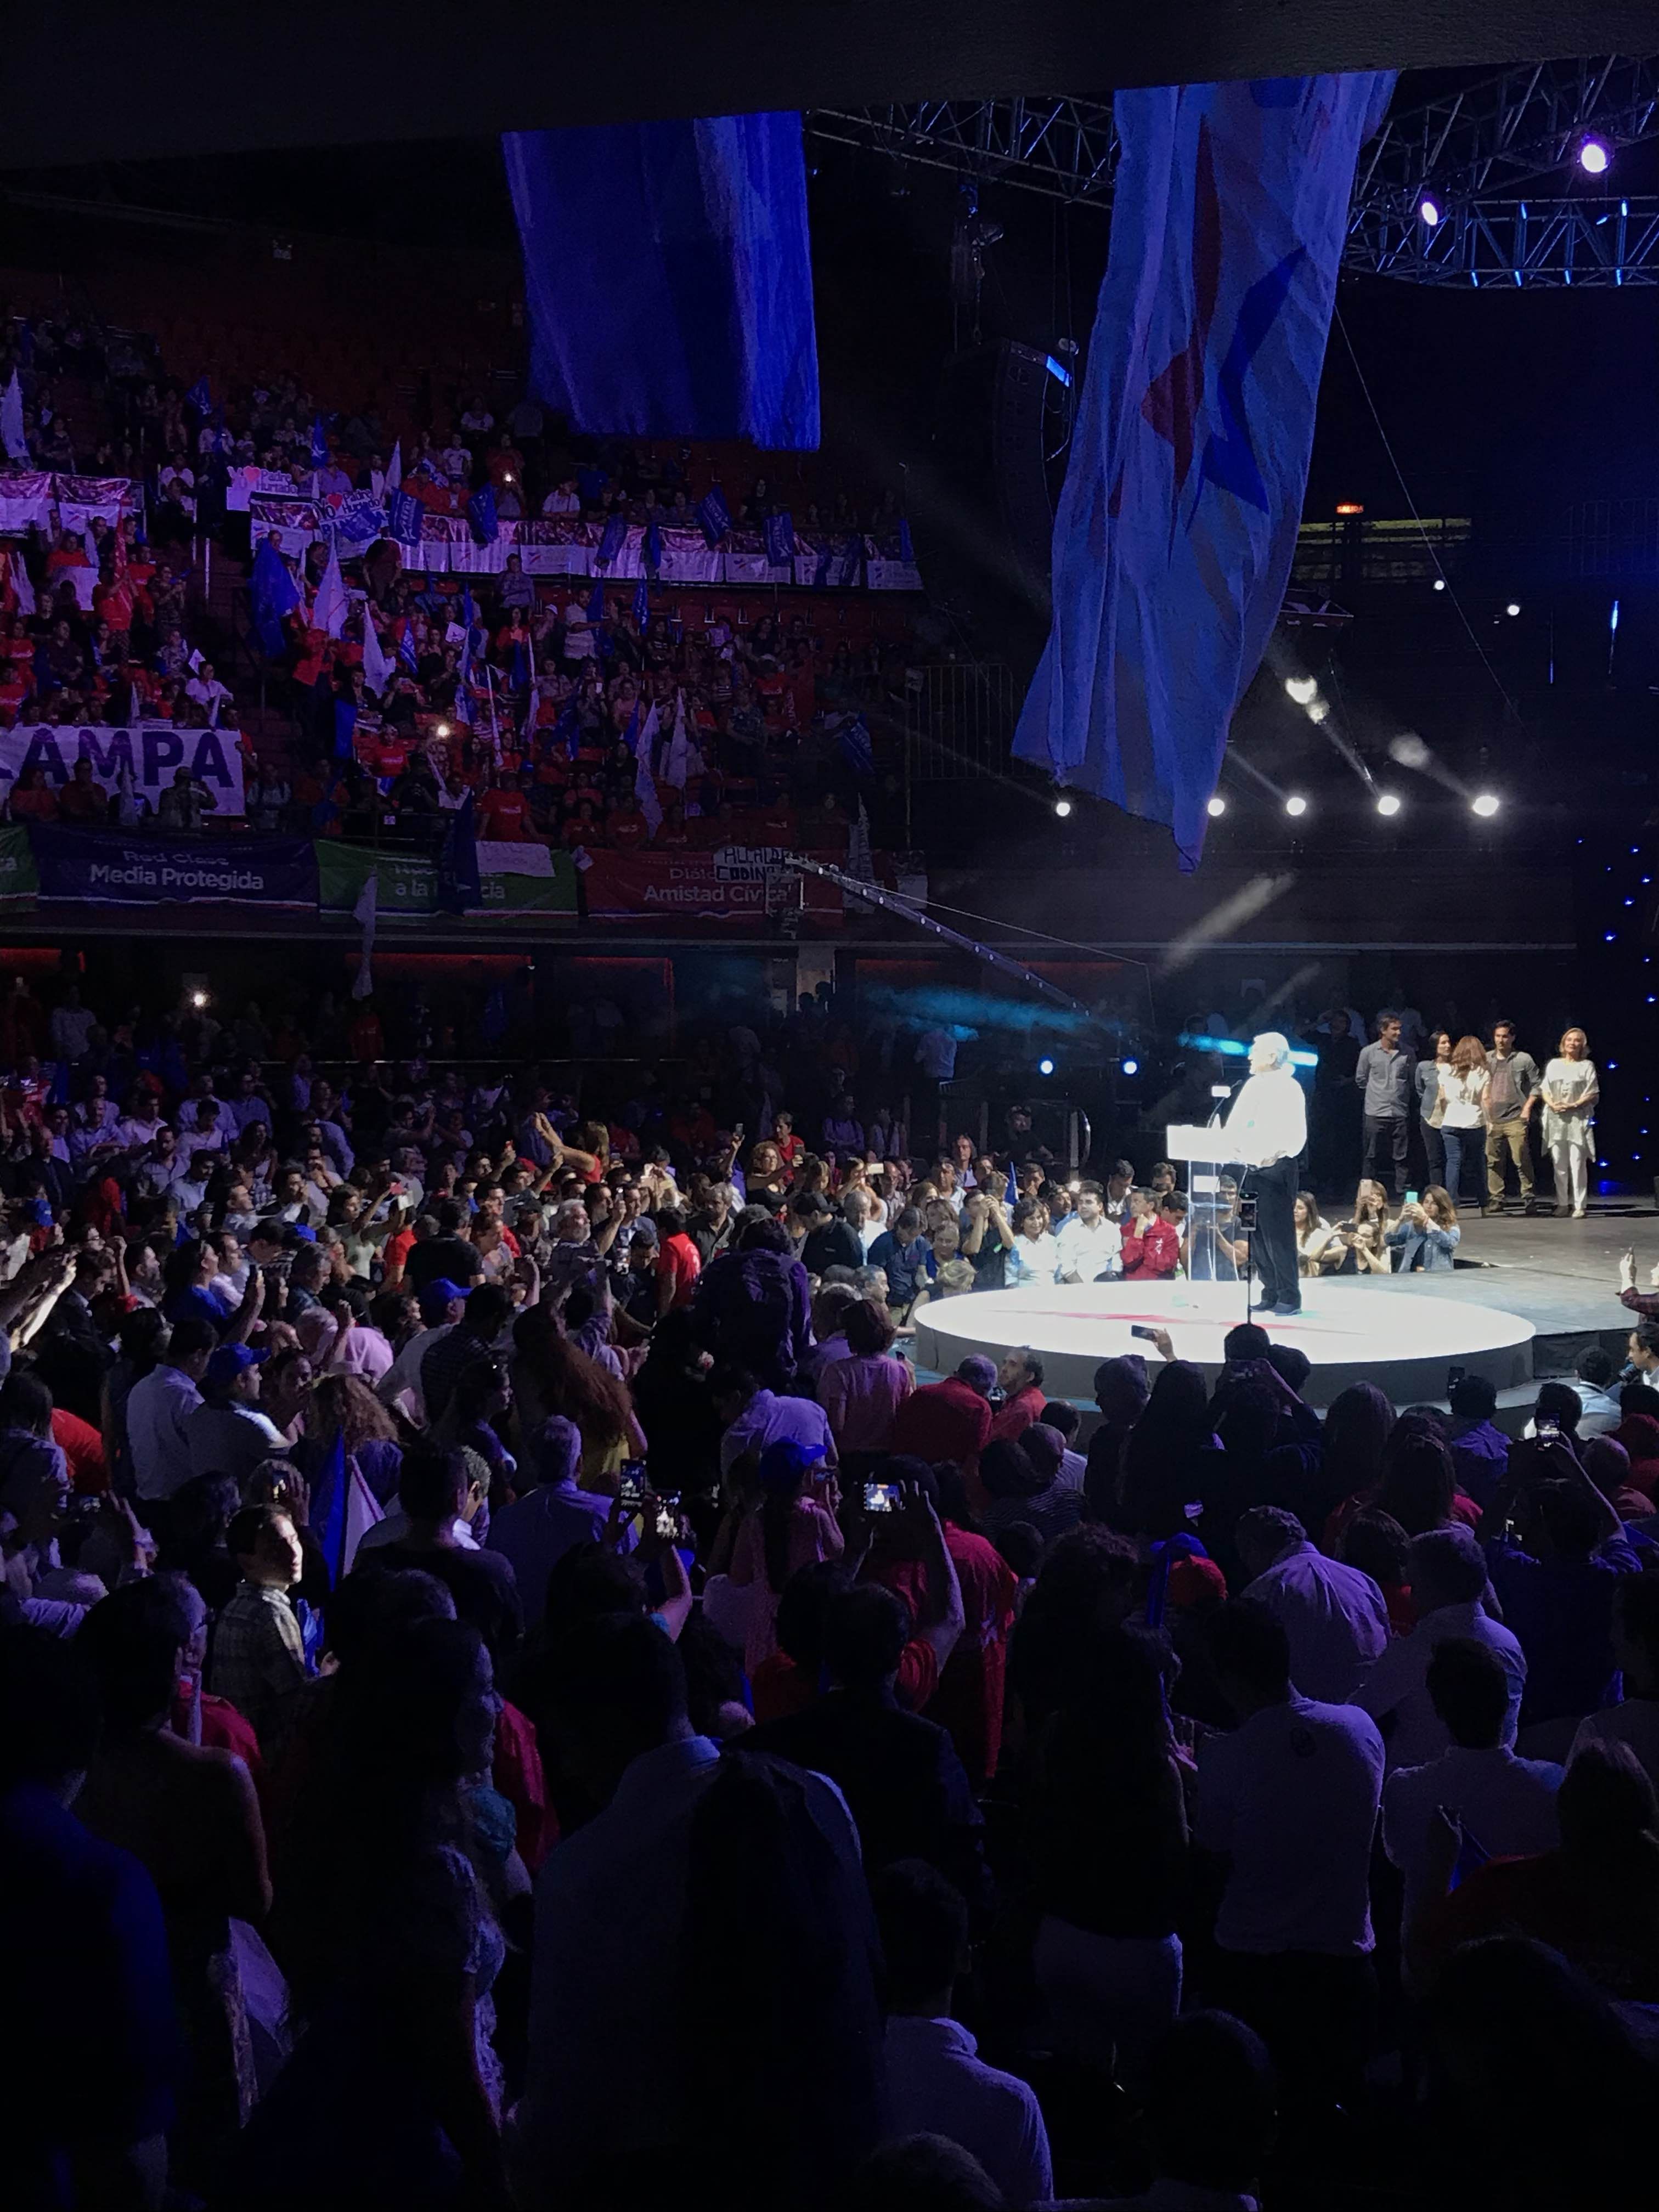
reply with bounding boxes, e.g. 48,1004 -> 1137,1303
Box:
1013,74 -> 1395,869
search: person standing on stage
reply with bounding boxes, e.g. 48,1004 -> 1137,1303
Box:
1222,1032 -> 1308,1318
1540,1026 -> 1600,1221
1355,1013 -> 1414,1203
1483,1019 -> 1542,1216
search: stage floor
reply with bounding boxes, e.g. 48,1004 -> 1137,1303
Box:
910,1199 -> 1659,1407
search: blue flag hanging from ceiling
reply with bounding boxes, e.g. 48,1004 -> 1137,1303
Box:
1012,73 -> 1395,870
503,112 -> 820,450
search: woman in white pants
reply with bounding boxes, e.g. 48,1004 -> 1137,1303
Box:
1541,1026 -> 1600,1219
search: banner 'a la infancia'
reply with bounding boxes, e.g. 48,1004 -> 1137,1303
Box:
0,725 -> 246,814
31,828 -> 313,906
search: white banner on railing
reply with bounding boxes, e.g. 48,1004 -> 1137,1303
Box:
0,472 -> 137,538
0,723 -> 246,814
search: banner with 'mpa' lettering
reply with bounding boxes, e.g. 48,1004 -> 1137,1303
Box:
0,724 -> 246,815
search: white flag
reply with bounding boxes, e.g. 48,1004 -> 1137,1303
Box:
633,702 -> 662,834
664,687 -> 702,789
352,870 -> 377,1000
0,372 -> 27,464
361,608 -> 391,696
313,535 -> 347,640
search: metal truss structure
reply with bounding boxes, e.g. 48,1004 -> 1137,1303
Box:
809,57 -> 1659,285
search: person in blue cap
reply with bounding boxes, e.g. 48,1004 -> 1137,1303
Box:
183,1344 -> 290,1488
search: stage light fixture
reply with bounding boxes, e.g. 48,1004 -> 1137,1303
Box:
1419,194 -> 1441,226
1206,795 -> 1227,817
1376,793 -> 1402,817
1121,1058 -> 1140,1076
1432,578 -> 1447,592
1053,797 -> 1073,818
1505,602 -> 1522,617
1285,794 -> 1308,817
1578,135 -> 1612,176
1471,792 -> 1501,818
1037,1057 -> 1056,1076
1284,675 -> 1318,704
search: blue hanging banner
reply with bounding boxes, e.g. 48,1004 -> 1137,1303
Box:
764,510 -> 795,569
504,112 -> 820,450
695,486 -> 732,548
1013,73 -> 1395,870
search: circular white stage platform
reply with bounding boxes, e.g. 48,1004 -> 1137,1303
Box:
910,1278 -> 1536,1408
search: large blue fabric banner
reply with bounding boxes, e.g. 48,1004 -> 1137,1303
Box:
504,113 -> 820,450
1014,74 -> 1395,869
32,829 -> 315,907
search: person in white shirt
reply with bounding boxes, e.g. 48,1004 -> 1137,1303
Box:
873,1859 -> 1053,2207
541,480 -> 581,516
1053,1181 -> 1122,1283
1221,1031 -> 1308,1318
1356,1525 -> 1526,1769
1236,1505 -> 1390,1704
1003,1199 -> 1060,1289
125,1318 -> 215,1503
1196,1600 -> 1384,2107
1539,1025 -> 1600,1219
1381,1635 -> 1561,1936
184,661 -> 232,719
1570,1572 -> 1659,1795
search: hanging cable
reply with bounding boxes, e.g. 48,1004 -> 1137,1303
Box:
1333,304 -> 1521,725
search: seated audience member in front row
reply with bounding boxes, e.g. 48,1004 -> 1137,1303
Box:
1121,1190 -> 1185,1278
872,1858 -> 1053,2207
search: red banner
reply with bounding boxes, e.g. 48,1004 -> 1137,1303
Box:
580,845 -> 846,926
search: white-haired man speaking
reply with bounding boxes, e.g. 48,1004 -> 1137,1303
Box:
1223,1032 -> 1308,1317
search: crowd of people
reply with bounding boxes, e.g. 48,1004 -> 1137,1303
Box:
3,945 -> 1659,2210
0,306 -> 920,853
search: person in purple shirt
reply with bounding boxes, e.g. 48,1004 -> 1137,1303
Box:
484,1416 -> 627,1629
1446,1373 -> 1510,1509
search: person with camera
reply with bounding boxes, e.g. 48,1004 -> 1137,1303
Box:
1221,1032 -> 1307,1318
1385,1186 -> 1462,1274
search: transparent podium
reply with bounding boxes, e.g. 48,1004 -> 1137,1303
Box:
1165,1121 -> 1246,1309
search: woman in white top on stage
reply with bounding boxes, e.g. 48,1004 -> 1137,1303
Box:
1003,1197 -> 1062,1287
1435,1036 -> 1490,1209
1541,1026 -> 1600,1219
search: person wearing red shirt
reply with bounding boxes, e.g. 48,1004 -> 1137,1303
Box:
1122,1193 -> 1187,1279
477,771 -> 534,843
889,1359 -> 996,1482
654,1206 -> 703,1315
606,803 -> 649,850
773,1113 -> 805,1170
654,803 -> 691,849
988,1351 -> 1048,1447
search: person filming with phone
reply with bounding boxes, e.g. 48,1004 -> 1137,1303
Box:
1220,1032 -> 1307,1318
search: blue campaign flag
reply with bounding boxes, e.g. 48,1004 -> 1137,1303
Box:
334,699 -> 358,759
764,510 -> 794,569
335,492 -> 385,545
633,574 -> 650,625
813,538 -> 834,589
438,790 -> 483,913
594,513 -> 628,570
695,486 -> 732,547
461,586 -> 477,637
1013,72 -> 1395,869
310,415 -> 329,469
1005,1160 -> 1019,1208
314,1432 -> 349,1583
184,374 -> 212,413
644,516 -> 663,577
250,537 -> 301,657
467,484 -> 499,544
504,112 -> 819,449
838,713 -> 874,785
398,625 -> 419,673
898,517 -> 914,563
388,489 -> 425,546
552,702 -> 582,759
586,576 -> 606,623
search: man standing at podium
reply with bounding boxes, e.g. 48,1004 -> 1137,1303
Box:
1223,1031 -> 1308,1317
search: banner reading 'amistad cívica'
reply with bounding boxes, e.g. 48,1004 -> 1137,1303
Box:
0,724 -> 246,814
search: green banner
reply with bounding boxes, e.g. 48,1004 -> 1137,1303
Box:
0,824 -> 40,904
315,840 -> 576,922
315,841 -> 437,917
